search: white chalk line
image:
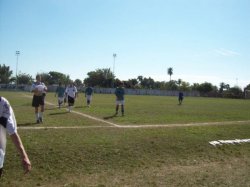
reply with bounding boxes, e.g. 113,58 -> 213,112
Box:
22,94 -> 119,127
18,120 -> 250,130
209,139 -> 250,146
20,94 -> 250,130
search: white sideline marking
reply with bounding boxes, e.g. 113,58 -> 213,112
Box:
209,139 -> 250,146
19,126 -> 115,130
18,120 -> 250,130
22,94 -> 120,127
72,110 -> 120,127
20,94 -> 250,130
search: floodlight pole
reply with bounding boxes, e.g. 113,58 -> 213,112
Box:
16,51 -> 20,89
113,53 -> 117,88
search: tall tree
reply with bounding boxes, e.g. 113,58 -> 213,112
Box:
219,82 -> 225,93
74,79 -> 82,87
84,68 -> 114,88
245,84 -> 250,90
137,76 -> 143,84
167,67 -> 173,81
49,71 -> 69,85
17,73 -> 33,84
177,79 -> 182,87
0,64 -> 13,84
197,82 -> 214,93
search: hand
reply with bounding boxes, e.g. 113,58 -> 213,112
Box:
22,157 -> 31,174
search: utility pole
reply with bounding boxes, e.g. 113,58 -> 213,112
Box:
16,51 -> 20,89
112,53 -> 117,88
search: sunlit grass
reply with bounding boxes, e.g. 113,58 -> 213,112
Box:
0,91 -> 250,187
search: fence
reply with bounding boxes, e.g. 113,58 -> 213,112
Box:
0,84 -> 200,97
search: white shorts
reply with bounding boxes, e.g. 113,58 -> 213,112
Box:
116,100 -> 125,105
58,97 -> 64,104
0,126 -> 6,168
86,95 -> 92,101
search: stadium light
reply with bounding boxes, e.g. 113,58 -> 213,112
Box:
113,53 -> 117,76
16,51 -> 20,89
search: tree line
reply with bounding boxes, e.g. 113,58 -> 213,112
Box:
0,64 -> 249,98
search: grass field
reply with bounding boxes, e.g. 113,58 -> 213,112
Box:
0,91 -> 250,187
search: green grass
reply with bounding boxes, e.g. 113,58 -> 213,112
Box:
0,91 -> 250,187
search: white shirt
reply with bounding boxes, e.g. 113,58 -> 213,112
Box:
0,97 -> 17,168
65,86 -> 77,98
0,97 -> 17,135
31,82 -> 47,94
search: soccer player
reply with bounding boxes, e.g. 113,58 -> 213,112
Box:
178,91 -> 184,105
85,85 -> 94,107
0,96 -> 31,178
115,81 -> 125,116
55,82 -> 65,109
31,74 -> 47,124
65,81 -> 78,112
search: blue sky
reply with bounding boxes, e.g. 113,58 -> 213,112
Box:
0,0 -> 249,88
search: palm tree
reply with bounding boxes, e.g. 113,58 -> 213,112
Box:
167,67 -> 173,81
177,78 -> 182,88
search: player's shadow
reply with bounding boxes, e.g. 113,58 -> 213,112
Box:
103,114 -> 117,120
75,106 -> 84,109
49,111 -> 69,115
18,122 -> 38,126
45,107 -> 59,111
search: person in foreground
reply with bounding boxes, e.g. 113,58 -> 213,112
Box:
65,81 -> 78,112
0,96 -> 31,178
31,74 -> 47,123
115,81 -> 125,116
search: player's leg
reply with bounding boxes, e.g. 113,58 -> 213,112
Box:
39,105 -> 45,123
68,96 -> 74,112
58,97 -> 63,108
115,105 -> 119,115
38,95 -> 45,123
32,96 -> 40,123
121,104 -> 124,116
34,107 -> 40,123
58,98 -> 60,108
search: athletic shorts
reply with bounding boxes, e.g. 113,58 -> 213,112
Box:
68,96 -> 75,106
86,95 -> 92,101
58,97 -> 64,104
32,95 -> 45,107
116,100 -> 125,105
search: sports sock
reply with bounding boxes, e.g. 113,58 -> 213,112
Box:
39,112 -> 43,119
35,113 -> 39,120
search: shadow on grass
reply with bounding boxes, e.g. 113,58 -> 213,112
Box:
45,107 -> 62,111
103,114 -> 118,120
49,111 -> 69,115
74,106 -> 84,109
18,122 -> 38,126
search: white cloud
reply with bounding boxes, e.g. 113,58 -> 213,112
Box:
214,48 -> 240,57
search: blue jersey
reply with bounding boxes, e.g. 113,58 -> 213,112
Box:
115,87 -> 125,101
56,86 -> 65,97
85,87 -> 93,95
179,92 -> 184,99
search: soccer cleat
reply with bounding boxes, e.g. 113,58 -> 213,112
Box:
36,120 -> 40,124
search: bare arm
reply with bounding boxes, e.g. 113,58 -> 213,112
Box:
10,133 -> 31,174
